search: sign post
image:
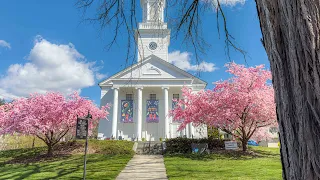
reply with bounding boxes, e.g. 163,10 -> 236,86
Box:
76,112 -> 92,180
76,117 -> 88,139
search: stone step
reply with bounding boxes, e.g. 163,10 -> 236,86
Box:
135,141 -> 164,155
136,142 -> 163,147
137,141 -> 162,144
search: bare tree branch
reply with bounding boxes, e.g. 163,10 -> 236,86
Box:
76,0 -> 246,76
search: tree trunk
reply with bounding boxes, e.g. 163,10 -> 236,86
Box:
47,143 -> 53,156
242,139 -> 248,152
32,136 -> 35,148
255,0 -> 320,179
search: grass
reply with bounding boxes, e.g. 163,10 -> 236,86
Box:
164,146 -> 282,180
0,140 -> 134,180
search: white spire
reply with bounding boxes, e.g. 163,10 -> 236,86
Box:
136,0 -> 170,62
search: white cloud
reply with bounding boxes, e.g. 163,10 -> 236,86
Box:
0,89 -> 18,100
168,51 -> 217,72
96,72 -> 108,80
202,0 -> 246,7
0,40 -> 11,49
0,36 -> 105,99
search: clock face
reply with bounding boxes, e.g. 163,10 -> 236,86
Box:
149,42 -> 158,50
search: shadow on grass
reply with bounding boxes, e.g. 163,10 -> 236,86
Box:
0,146 -> 75,166
0,147 -> 46,160
250,149 -> 280,158
0,141 -> 89,165
165,147 -> 280,161
0,140 -> 134,180
0,156 -> 81,180
1,153 -> 72,165
0,154 -> 132,180
165,152 -> 252,161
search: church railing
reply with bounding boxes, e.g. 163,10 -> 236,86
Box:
138,23 -> 167,29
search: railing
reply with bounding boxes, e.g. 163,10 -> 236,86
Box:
139,23 -> 167,29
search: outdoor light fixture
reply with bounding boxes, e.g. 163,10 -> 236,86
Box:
86,111 -> 92,119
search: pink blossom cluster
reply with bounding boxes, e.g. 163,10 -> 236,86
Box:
171,62 -> 277,141
0,92 -> 109,137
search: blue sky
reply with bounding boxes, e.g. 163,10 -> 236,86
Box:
0,0 -> 269,104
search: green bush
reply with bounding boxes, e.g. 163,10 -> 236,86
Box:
165,137 -> 225,154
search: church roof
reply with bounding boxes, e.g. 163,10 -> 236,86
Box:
99,54 -> 207,87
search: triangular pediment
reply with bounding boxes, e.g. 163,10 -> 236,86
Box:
115,57 -> 190,79
99,55 -> 206,86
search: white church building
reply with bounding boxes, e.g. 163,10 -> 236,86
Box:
98,0 -> 208,141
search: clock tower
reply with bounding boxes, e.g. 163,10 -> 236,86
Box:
136,0 -> 170,62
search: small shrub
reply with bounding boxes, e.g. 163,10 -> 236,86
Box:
165,137 -> 226,154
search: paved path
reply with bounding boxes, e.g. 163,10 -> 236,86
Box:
116,155 -> 168,180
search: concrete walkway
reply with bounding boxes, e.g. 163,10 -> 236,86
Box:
116,155 -> 168,180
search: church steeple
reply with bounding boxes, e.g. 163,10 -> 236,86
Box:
136,0 -> 170,62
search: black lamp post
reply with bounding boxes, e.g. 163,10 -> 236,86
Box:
83,110 -> 92,180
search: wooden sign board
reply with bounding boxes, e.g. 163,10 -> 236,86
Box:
224,141 -> 238,150
76,118 -> 88,139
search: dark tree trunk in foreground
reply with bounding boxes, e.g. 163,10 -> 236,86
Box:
255,0 -> 320,179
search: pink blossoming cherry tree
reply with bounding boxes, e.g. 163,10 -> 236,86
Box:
171,63 -> 277,151
0,92 -> 109,156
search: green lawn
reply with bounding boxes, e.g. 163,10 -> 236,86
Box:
164,146 -> 282,180
0,140 -> 134,180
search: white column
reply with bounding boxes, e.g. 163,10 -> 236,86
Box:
136,87 -> 143,141
190,123 -> 195,138
111,87 -> 119,139
162,87 -> 169,139
186,124 -> 190,138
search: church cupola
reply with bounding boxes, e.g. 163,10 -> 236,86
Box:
141,0 -> 165,23
136,0 -> 170,62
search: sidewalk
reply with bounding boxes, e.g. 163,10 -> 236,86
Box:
116,155 -> 168,180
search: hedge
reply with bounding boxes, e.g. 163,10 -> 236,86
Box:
165,137 -> 226,154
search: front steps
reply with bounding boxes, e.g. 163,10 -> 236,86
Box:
135,141 -> 164,155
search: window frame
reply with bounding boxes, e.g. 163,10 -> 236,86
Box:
149,94 -> 157,100
173,94 -> 180,100
126,94 -> 133,101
